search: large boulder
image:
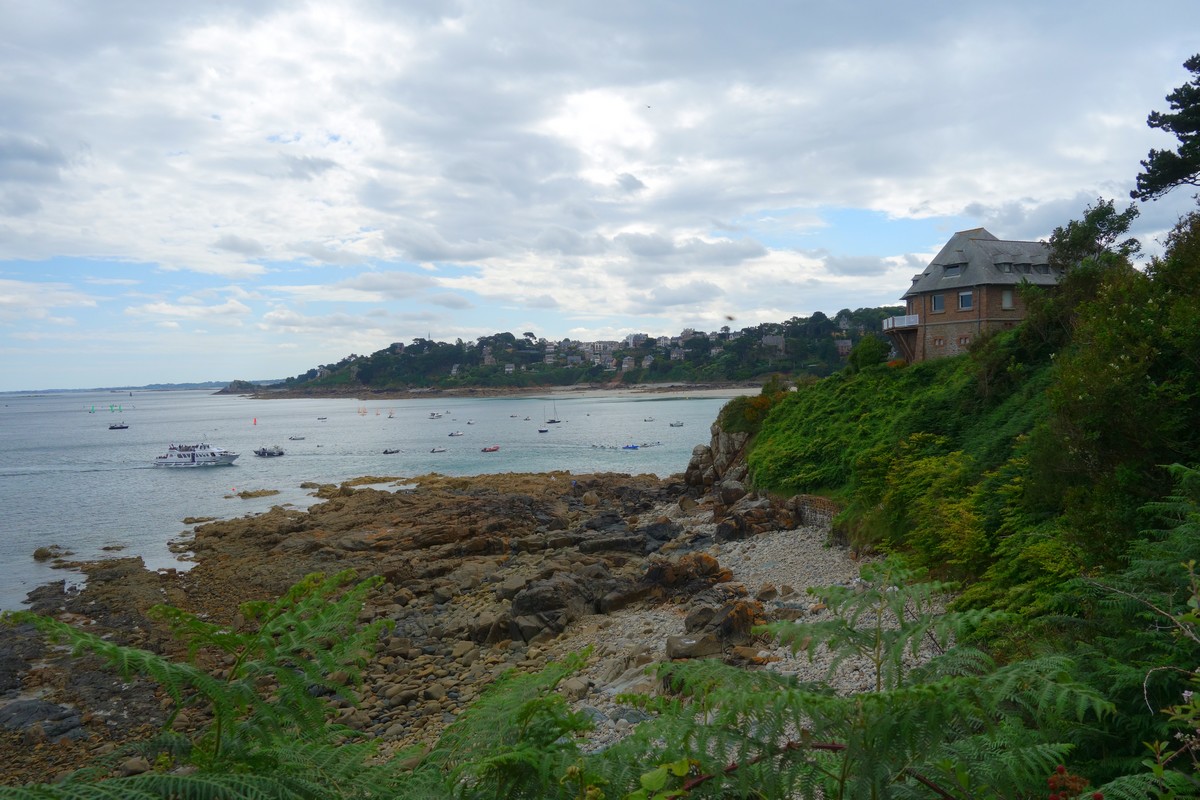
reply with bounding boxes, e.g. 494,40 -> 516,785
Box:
686,599 -> 764,646
644,552 -> 733,594
665,634 -> 723,659
507,568 -> 619,642
0,699 -> 85,742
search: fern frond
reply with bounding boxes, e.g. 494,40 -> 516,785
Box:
1096,769 -> 1200,800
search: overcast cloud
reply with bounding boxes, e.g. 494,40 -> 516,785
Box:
1,1 -> 1198,390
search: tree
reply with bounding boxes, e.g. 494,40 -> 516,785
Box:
1021,198 -> 1140,353
1047,197 -> 1141,272
1132,54 -> 1200,201
847,333 -> 890,372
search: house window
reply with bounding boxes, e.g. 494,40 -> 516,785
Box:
1002,289 -> 1014,309
931,294 -> 945,312
933,337 -> 945,347
958,336 -> 971,346
958,290 -> 973,310
943,264 -> 962,277
998,262 -> 1012,273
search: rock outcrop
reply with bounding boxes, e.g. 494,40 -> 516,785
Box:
1,462 -> 849,783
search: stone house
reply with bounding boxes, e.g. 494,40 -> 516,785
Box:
761,334 -> 785,353
882,228 -> 1057,362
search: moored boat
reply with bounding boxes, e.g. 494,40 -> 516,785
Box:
430,446 -> 447,453
481,445 -> 500,452
153,443 -> 239,467
669,421 -> 684,427
254,445 -> 285,457
109,422 -> 129,430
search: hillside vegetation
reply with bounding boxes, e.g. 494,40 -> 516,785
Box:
737,202 -> 1200,787
278,307 -> 901,392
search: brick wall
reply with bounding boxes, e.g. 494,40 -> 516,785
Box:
907,285 -> 1027,360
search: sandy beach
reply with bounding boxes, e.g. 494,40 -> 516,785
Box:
252,381 -> 763,402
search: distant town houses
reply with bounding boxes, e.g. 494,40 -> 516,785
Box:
482,322 -> 871,373
298,304 -> 911,389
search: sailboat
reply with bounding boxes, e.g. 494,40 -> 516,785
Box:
545,401 -> 561,424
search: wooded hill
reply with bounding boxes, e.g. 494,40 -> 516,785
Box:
278,306 -> 901,391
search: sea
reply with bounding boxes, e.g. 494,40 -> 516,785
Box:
0,388 -> 745,610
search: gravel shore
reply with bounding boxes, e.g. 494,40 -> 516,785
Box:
536,499 -> 876,751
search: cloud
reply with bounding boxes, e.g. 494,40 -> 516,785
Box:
817,254 -> 897,278
280,154 -> 339,180
267,269 -> 437,304
213,234 -> 267,257
291,242 -> 369,266
428,292 -> 473,309
125,297 -> 252,320
0,279 -> 97,323
616,172 -> 646,193
84,277 -> 140,286
609,234 -> 768,275
0,133 -> 68,184
633,280 -> 724,311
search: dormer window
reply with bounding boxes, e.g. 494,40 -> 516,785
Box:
943,264 -> 963,278
998,262 -> 1012,273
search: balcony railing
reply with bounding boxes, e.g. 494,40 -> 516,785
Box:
882,314 -> 919,331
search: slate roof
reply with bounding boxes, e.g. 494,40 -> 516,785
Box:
902,228 -> 1056,299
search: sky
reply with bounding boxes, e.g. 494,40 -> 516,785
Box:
2,1 -> 1199,391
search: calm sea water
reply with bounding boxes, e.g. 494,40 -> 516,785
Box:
0,389 -> 739,610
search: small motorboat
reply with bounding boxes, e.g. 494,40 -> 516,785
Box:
448,431 -> 464,437
481,445 -> 500,452
254,445 -> 285,457
108,422 -> 129,430
382,448 -> 404,455
317,416 -> 327,420
430,446 -> 447,453
622,444 -> 639,450
643,417 -> 655,422
288,435 -> 306,440
669,421 -> 684,427
538,427 -> 548,433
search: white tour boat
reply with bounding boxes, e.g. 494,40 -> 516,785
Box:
152,443 -> 239,468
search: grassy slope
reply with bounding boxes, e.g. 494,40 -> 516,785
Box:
746,351 -> 1058,608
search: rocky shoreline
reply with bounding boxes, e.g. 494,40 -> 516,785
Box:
0,422 -> 858,786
